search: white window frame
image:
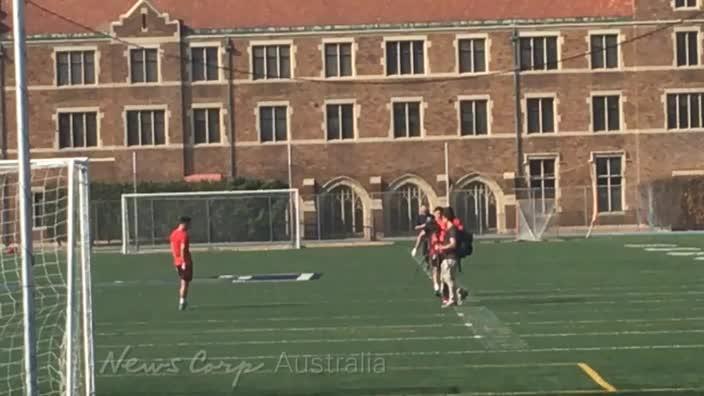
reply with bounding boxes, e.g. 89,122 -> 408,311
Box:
255,101 -> 290,143
126,45 -> 162,84
455,34 -> 490,75
389,97 -> 425,139
383,36 -> 429,77
323,99 -> 358,141
587,30 -> 623,70
673,27 -> 702,68
523,93 -> 558,134
190,103 -> 225,145
189,42 -> 223,82
249,40 -> 295,81
123,105 -> 170,146
590,91 -> 624,132
53,46 -> 99,87
524,153 -> 560,212
672,0 -> 700,10
518,31 -> 562,72
321,38 -> 356,79
53,107 -> 102,150
663,89 -> 704,131
31,187 -> 46,231
592,151 -> 627,214
456,94 -> 492,137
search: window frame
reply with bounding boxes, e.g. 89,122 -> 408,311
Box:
591,92 -> 623,133
592,153 -> 626,214
191,104 -> 224,145
123,106 -> 169,147
673,0 -> 700,10
256,101 -> 290,143
389,97 -> 424,139
674,28 -> 701,67
127,46 -> 161,84
250,40 -> 294,81
456,95 -> 491,137
456,34 -> 489,75
324,99 -> 357,141
383,36 -> 428,77
588,31 -> 622,70
524,94 -> 558,134
518,32 -> 561,72
664,90 -> 704,131
54,107 -> 101,150
189,43 -> 222,82
322,39 -> 355,79
31,187 -> 46,230
54,47 -> 98,87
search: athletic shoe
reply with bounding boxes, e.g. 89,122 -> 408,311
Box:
434,289 -> 441,297
441,300 -> 456,308
458,288 -> 469,304
179,301 -> 187,311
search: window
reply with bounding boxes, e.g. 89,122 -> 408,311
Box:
590,34 -> 619,69
458,38 -> 486,73
126,110 -> 166,146
130,48 -> 158,83
392,101 -> 421,138
58,112 -> 98,149
459,99 -> 488,136
676,31 -> 699,66
528,158 -> 556,211
191,47 -> 219,81
675,0 -> 698,9
252,45 -> 291,80
33,190 -> 45,229
259,106 -> 288,142
592,95 -> 621,132
595,156 -> 623,213
326,104 -> 354,140
56,50 -> 95,86
386,40 -> 425,76
519,36 -> 558,71
666,92 -> 704,130
193,108 -> 221,144
325,43 -> 353,78
526,97 -> 555,134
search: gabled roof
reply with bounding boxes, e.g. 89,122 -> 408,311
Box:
3,0 -> 635,37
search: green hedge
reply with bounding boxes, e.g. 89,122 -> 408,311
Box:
90,177 -> 288,202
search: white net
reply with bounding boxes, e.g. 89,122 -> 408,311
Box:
516,189 -> 557,241
122,189 -> 301,253
0,159 -> 94,396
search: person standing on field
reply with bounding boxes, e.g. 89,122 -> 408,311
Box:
170,216 -> 193,311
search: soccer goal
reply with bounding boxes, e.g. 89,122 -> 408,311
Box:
121,189 -> 301,254
516,189 -> 558,242
0,158 -> 95,396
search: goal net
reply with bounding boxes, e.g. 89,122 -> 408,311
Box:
516,188 -> 558,241
121,189 -> 301,253
0,158 -> 95,396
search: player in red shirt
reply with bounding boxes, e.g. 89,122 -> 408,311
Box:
170,216 -> 193,310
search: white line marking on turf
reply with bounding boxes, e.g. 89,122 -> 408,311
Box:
520,329 -> 704,338
507,316 -> 704,326
667,251 -> 704,256
625,244 -> 677,248
96,323 -> 462,337
92,343 -> 704,364
645,247 -> 700,252
696,256 -> 704,261
296,273 -> 315,281
97,335 -> 483,349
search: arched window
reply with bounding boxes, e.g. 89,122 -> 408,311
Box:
451,181 -> 497,235
385,183 -> 429,237
318,185 -> 364,239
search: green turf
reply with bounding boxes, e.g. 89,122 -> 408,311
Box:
83,234 -> 704,395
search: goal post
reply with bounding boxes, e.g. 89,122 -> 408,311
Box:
0,157 -> 95,396
121,188 -> 301,254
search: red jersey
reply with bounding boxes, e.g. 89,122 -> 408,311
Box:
169,228 -> 191,266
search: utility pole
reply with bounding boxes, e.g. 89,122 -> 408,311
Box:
512,26 -> 524,185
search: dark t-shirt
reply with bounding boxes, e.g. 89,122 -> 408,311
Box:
417,214 -> 430,227
443,225 -> 458,260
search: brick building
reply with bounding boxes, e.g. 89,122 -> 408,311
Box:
0,0 -> 703,239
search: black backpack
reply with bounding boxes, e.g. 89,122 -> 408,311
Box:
456,228 -> 474,258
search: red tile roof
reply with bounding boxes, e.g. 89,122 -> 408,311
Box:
4,0 -> 634,36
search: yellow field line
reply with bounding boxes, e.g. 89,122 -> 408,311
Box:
578,362 -> 616,392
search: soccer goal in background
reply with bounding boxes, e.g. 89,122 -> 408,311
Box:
0,158 -> 95,396
121,189 -> 301,254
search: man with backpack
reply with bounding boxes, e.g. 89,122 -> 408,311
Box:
436,206 -> 471,306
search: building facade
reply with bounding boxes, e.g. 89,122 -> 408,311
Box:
0,0 -> 703,239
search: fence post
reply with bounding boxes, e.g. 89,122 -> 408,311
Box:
316,194 -> 322,240
150,199 -> 155,247
205,199 -> 212,244
268,196 -> 273,242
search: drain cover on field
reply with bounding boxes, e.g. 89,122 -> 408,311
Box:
216,273 -> 322,283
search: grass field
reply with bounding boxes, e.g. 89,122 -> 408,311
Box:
91,234 -> 704,395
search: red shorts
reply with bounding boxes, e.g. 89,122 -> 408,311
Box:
176,264 -> 193,282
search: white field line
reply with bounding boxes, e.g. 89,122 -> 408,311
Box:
520,329 -> 704,338
645,247 -> 700,252
506,316 -> 704,326
667,252 -> 704,256
92,343 -> 704,364
696,257 -> 704,261
624,244 -> 677,248
496,304 -> 704,316
96,335 -> 483,349
96,323 -> 464,337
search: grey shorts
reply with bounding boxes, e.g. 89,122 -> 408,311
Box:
441,258 -> 458,283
